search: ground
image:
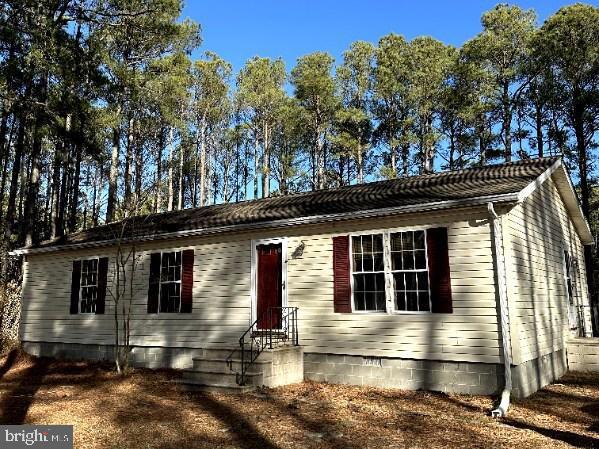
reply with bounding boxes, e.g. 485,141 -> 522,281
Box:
0,351 -> 597,448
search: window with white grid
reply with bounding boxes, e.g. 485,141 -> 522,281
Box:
80,258 -> 99,314
160,251 -> 182,313
350,230 -> 432,313
390,230 -> 431,312
351,234 -> 386,311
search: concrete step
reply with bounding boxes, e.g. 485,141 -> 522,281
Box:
192,357 -> 270,373
182,369 -> 263,387
198,348 -> 240,360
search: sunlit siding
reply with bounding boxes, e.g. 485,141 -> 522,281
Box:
504,177 -> 592,365
20,206 -> 502,364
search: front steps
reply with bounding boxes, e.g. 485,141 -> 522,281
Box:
181,346 -> 304,392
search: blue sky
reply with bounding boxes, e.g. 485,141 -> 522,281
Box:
182,0 -> 598,75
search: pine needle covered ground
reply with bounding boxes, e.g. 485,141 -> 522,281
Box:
0,350 -> 597,449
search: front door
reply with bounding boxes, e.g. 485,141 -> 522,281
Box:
256,243 -> 283,329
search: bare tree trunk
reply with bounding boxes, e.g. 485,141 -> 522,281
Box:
155,127 -> 164,213
0,106 -> 11,218
390,144 -> 397,178
134,135 -> 142,205
535,103 -> 544,158
44,161 -> 52,232
106,114 -> 120,223
50,141 -> 63,238
502,83 -> 512,162
91,163 -> 98,227
243,139 -> 249,201
167,127 -> 174,211
0,116 -> 15,223
124,115 -> 134,206
253,130 -> 259,199
67,143 -> 81,232
59,148 -> 70,232
262,121 -> 270,197
5,119 -> 25,233
177,137 -> 184,210
357,145 -> 364,184
316,130 -> 324,189
82,165 -> 90,230
22,124 -> 43,247
198,120 -> 207,207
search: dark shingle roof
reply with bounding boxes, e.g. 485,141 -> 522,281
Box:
34,157 -> 558,249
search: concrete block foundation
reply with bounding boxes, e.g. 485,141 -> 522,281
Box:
22,341 -> 196,370
22,341 -> 568,398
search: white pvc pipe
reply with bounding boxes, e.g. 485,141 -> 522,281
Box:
488,202 -> 513,418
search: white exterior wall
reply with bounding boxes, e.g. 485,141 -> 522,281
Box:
20,206 -> 503,364
504,176 -> 592,366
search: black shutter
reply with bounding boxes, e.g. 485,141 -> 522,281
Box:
427,227 -> 453,313
180,249 -> 194,313
147,253 -> 161,314
332,236 -> 352,313
70,260 -> 81,314
95,257 -> 108,314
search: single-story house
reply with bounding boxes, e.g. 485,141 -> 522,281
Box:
13,157 -> 594,406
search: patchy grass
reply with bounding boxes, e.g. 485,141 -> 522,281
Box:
0,350 -> 598,448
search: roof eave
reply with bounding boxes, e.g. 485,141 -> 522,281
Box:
9,193 -> 519,256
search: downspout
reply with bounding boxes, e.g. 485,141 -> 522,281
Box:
488,202 -> 513,418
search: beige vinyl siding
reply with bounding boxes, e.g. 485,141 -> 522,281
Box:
504,176 -> 592,365
20,206 -> 501,364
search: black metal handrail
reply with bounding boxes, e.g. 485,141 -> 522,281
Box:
234,306 -> 299,385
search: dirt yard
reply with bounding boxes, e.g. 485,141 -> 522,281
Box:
0,350 -> 597,449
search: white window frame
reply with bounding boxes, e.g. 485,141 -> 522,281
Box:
79,256 -> 100,315
157,250 -> 183,314
562,249 -> 575,305
349,233 -> 387,313
388,230 -> 433,314
348,227 -> 433,315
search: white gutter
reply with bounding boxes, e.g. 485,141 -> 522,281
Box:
488,202 -> 513,418
10,192 -> 519,256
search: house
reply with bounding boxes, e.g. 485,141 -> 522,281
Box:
13,157 -> 594,405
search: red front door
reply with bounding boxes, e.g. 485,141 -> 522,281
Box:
256,243 -> 283,329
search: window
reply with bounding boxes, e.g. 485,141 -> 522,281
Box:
350,230 -> 431,313
80,258 -> 99,313
351,234 -> 386,311
160,251 -> 182,313
564,250 -> 574,305
391,231 -> 430,312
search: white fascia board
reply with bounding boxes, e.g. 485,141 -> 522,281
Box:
517,158 -> 563,202
517,158 -> 593,245
9,192 -> 519,256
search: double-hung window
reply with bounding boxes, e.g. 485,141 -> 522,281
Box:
563,250 -> 574,305
391,230 -> 431,312
160,251 -> 182,313
350,230 -> 431,313
352,234 -> 386,311
80,258 -> 99,314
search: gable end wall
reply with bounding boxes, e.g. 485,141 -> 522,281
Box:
504,176 -> 592,366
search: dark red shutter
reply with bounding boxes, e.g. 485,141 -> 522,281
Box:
95,257 -> 108,314
333,235 -> 352,313
70,260 -> 81,314
180,249 -> 194,313
147,253 -> 161,314
427,227 -> 453,313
